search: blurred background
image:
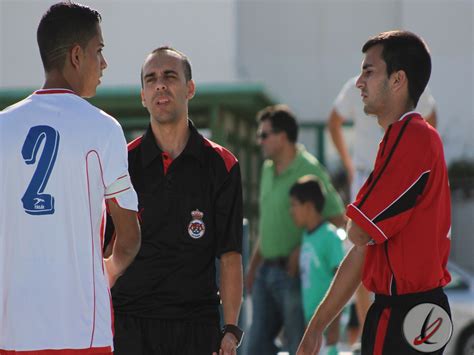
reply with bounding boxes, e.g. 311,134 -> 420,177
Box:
1,1 -> 473,353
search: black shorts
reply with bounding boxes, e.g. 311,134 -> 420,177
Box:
361,287 -> 452,355
113,313 -> 221,355
348,302 -> 360,328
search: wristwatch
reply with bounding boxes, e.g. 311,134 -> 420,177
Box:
221,324 -> 244,348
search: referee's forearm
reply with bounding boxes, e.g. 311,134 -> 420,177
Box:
220,252 -> 243,325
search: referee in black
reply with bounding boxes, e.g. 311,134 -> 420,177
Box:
105,46 -> 244,355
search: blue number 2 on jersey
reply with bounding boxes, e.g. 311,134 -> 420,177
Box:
21,125 -> 60,215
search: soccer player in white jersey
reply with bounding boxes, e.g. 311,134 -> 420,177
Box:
0,2 -> 140,354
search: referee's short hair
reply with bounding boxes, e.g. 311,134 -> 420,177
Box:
289,175 -> 326,214
256,104 -> 298,143
140,46 -> 192,87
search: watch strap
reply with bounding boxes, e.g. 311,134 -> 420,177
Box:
221,324 -> 244,347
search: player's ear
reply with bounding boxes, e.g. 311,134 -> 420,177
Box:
69,44 -> 83,71
391,70 -> 407,92
186,79 -> 195,100
140,89 -> 146,107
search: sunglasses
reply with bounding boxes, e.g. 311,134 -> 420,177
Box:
257,130 -> 280,140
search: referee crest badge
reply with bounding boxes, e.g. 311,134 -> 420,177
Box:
188,209 -> 206,239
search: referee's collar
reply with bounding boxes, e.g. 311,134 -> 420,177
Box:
140,119 -> 205,167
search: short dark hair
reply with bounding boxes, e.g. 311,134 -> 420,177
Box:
289,175 -> 326,214
362,30 -> 431,107
256,104 -> 298,143
37,1 -> 101,72
140,46 -> 192,87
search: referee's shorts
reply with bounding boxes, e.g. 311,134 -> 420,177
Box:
361,287 -> 452,355
113,314 -> 221,355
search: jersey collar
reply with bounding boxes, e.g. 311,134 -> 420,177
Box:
34,89 -> 77,95
140,119 -> 205,168
398,111 -> 420,122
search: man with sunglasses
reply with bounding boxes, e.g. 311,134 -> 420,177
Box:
246,104 -> 345,355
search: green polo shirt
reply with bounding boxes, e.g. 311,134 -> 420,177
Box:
259,146 -> 344,259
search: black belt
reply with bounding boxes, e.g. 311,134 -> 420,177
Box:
375,287 -> 445,307
263,257 -> 288,269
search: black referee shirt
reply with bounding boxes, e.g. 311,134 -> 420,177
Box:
105,120 -> 243,322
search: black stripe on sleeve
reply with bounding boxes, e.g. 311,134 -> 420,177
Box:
373,171 -> 430,223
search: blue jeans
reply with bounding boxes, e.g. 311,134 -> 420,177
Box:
246,263 -> 305,355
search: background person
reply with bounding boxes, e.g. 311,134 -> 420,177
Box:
289,175 -> 344,355
246,104 -> 345,355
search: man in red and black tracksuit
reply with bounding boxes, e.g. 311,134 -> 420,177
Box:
297,31 -> 452,355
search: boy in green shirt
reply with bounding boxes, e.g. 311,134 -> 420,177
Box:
290,175 -> 344,355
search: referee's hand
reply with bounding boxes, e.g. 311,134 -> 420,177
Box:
212,332 -> 238,355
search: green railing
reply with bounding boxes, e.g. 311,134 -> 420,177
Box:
0,83 -> 275,243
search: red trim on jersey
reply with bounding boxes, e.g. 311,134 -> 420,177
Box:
104,207 -> 115,339
86,151 -> 106,189
137,208 -> 144,223
127,136 -> 143,151
346,204 -> 388,244
34,89 -> 77,96
100,213 -> 106,273
374,308 -> 391,355
104,186 -> 131,197
108,286 -> 115,337
85,151 -> 100,347
86,151 -> 100,347
162,152 -> 172,175
0,346 -> 112,354
203,138 -> 238,172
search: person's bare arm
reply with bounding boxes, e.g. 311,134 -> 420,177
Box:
297,245 -> 366,355
220,251 -> 243,325
104,198 -> 141,288
328,109 -> 355,184
217,251 -> 243,355
327,214 -> 346,229
245,238 -> 263,294
355,283 -> 372,327
286,246 -> 301,278
424,109 -> 437,129
347,219 -> 371,246
325,313 -> 342,346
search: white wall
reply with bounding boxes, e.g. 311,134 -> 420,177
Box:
1,0 -> 473,161
237,0 -> 474,162
0,0 -> 238,88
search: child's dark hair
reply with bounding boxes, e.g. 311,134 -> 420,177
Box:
289,175 -> 325,213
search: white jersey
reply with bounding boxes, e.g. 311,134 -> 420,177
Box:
333,76 -> 436,172
0,89 -> 138,353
